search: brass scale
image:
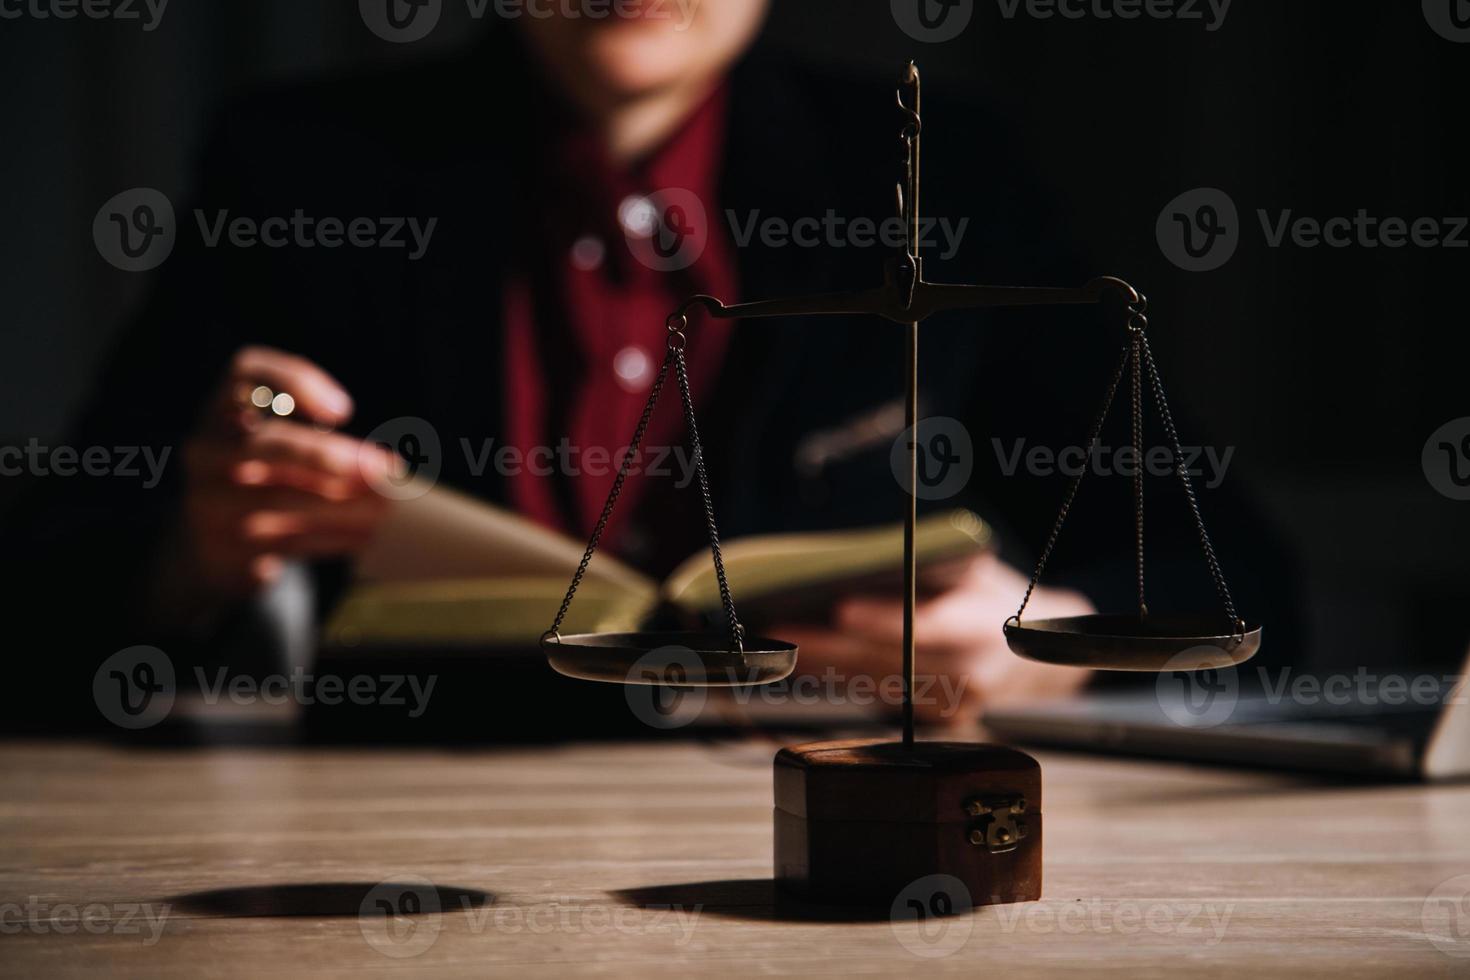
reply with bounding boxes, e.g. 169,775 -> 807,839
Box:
538,63 -> 1261,907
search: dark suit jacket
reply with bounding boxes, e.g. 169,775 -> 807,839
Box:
1,29 -> 1297,732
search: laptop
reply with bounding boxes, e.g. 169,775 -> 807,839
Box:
983,643 -> 1470,780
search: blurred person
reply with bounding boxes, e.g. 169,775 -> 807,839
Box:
1,1 -> 1291,731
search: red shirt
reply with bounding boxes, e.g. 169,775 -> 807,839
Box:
502,86 -> 737,564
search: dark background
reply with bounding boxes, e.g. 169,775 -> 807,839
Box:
2,1 -> 1467,669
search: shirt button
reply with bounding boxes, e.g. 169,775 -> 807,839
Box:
617,195 -> 657,238
570,235 -> 605,271
613,346 -> 654,392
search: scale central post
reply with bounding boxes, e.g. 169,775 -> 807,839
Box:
898,62 -> 922,747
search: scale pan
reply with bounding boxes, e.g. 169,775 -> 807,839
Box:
1004,614 -> 1260,671
543,632 -> 798,687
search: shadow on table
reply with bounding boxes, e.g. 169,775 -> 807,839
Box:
169,882 -> 493,918
615,879 -> 896,923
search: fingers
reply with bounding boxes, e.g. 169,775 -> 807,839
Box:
231,459 -> 365,501
194,491 -> 387,545
185,502 -> 386,598
190,483 -> 360,514
246,421 -> 368,473
190,419 -> 399,494
185,481 -> 390,595
767,624 -> 982,726
238,499 -> 386,543
181,346 -> 395,597
832,556 -> 1093,650
972,655 -> 1093,707
223,345 -> 355,426
768,625 -> 890,671
771,558 -> 1098,724
834,590 -> 1015,652
243,524 -> 384,557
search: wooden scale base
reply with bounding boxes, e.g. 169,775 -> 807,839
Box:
773,739 -> 1042,908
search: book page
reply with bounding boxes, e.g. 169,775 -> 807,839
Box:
354,482 -> 652,593
660,509 -> 992,614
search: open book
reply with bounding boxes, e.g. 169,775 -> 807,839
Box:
323,485 -> 992,649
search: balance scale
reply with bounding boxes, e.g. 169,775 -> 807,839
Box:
539,63 -> 1260,910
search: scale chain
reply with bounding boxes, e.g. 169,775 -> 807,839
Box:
1011,321 -> 1244,637
1011,339 -> 1133,624
1138,331 -> 1244,635
672,348 -> 746,654
1130,328 -> 1147,619
544,316 -> 747,657
544,351 -> 673,641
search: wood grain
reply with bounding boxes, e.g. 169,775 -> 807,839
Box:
2,738 -> 1469,978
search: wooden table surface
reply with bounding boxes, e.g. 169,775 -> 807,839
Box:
3,736 -> 1469,978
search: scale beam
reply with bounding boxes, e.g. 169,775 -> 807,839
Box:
675,274 -> 1144,327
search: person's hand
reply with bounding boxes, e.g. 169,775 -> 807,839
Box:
771,553 -> 1094,727
176,346 -> 398,599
